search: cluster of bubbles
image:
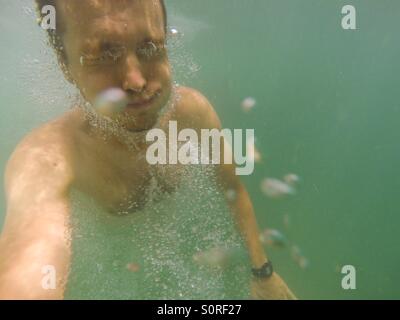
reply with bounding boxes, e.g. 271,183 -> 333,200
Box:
167,26 -> 201,84
82,82 -> 180,152
19,2 -> 77,120
190,229 -> 309,271
192,246 -> 244,269
161,95 -> 309,273
259,228 -> 309,270
261,185 -> 308,268
259,174 -> 309,269
68,160 -> 252,299
259,229 -> 288,248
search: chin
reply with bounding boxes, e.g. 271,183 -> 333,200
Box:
123,115 -> 159,132
120,91 -> 172,132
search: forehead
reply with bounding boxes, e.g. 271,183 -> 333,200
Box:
60,0 -> 165,42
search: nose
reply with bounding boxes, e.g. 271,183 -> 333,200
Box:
122,53 -> 147,94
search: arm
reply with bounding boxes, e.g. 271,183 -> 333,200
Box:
184,87 -> 296,299
216,151 -> 296,300
0,139 -> 73,299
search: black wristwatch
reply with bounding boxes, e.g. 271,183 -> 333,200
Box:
251,261 -> 274,279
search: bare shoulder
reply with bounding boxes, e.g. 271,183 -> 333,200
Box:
174,86 -> 222,130
4,110 -> 78,198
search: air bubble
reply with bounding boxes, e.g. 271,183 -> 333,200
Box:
94,87 -> 128,117
260,178 -> 295,198
259,229 -> 287,248
241,97 -> 256,112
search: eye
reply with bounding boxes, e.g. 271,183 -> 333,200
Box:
137,41 -> 165,60
80,46 -> 127,67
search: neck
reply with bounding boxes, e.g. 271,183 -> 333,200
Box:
84,114 -> 150,153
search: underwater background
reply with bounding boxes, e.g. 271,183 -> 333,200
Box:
1,0 -> 400,299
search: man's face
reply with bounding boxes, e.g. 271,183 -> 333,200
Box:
61,0 -> 171,132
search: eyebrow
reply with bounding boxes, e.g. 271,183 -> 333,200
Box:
81,39 -> 123,53
81,34 -> 166,53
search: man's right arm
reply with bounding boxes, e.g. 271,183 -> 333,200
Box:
0,138 -> 73,299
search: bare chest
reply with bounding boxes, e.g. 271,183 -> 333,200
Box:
74,145 -> 186,214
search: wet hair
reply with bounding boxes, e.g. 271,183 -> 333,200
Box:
34,0 -> 167,67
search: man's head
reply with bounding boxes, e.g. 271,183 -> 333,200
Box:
36,0 -> 171,132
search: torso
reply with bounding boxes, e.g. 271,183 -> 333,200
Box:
29,87 -> 252,299
63,87 -> 197,215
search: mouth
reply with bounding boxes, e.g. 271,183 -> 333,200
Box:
126,92 -> 159,110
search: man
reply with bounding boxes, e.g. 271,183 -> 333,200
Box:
0,0 -> 295,299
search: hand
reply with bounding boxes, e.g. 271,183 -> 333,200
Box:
250,273 -> 297,300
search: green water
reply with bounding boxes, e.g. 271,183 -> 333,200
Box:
1,0 -> 400,299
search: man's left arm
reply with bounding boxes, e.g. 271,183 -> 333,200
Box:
186,88 -> 296,299
216,148 -> 297,300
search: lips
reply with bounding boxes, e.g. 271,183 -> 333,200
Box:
127,99 -> 152,109
127,93 -> 158,109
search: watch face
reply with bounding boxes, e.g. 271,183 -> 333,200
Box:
0,0 -> 398,301
252,262 -> 273,278
265,264 -> 273,276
